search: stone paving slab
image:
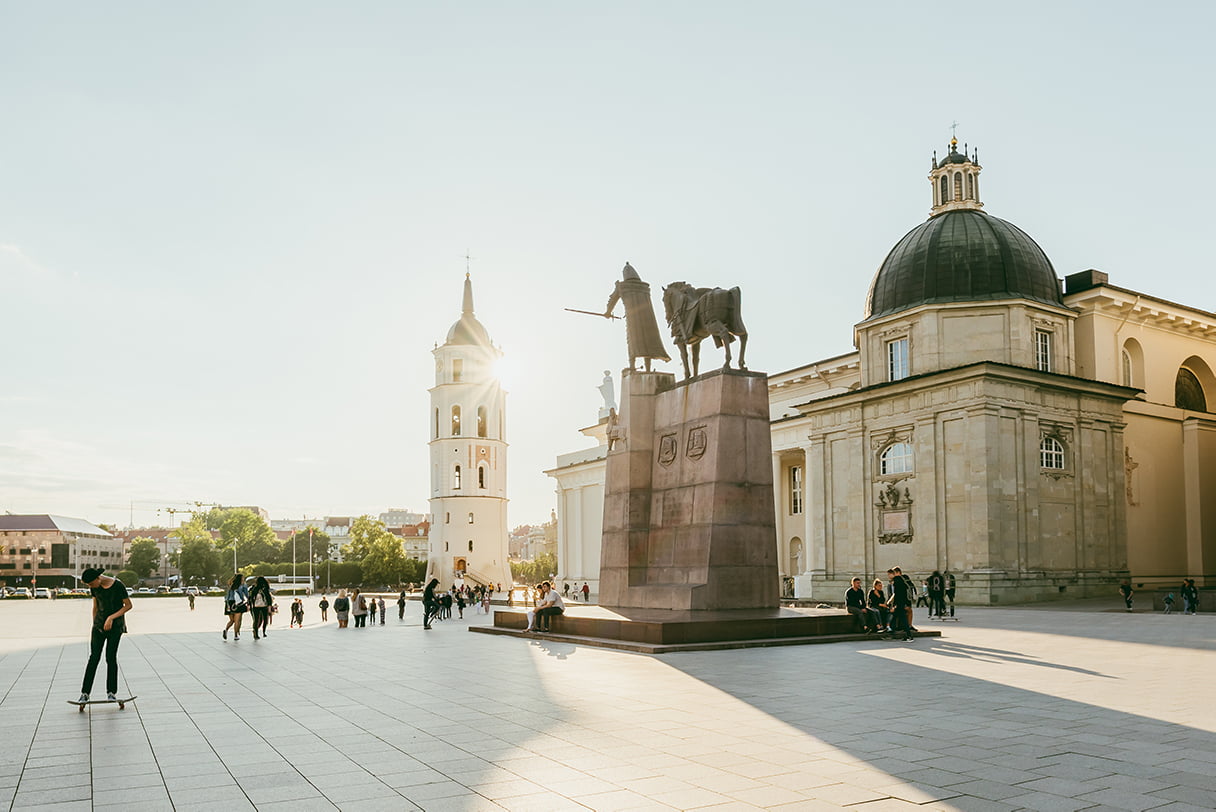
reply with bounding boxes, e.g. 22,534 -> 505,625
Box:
0,596 -> 1213,810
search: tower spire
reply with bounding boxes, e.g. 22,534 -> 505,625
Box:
462,273 -> 475,315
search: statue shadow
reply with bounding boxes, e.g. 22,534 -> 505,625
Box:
918,639 -> 1114,678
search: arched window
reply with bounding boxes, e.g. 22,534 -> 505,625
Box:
939,176 -> 948,205
953,172 -> 963,200
1176,368 -> 1207,411
1122,350 -> 1133,388
478,466 -> 486,489
966,173 -> 974,199
468,512 -> 474,524
1040,437 -> 1065,470
453,465 -> 462,490
468,540 -> 474,552
434,408 -> 439,439
880,442 -> 913,475
451,405 -> 461,436
477,406 -> 487,438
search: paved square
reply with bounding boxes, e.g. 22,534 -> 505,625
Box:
1,597 -> 1212,810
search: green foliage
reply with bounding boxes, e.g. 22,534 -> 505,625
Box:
318,561 -> 362,589
361,535 -> 409,586
342,515 -> 391,562
400,558 -> 427,585
115,569 -> 139,587
214,508 -> 281,568
510,551 -> 557,585
172,518 -> 227,586
126,537 -> 161,578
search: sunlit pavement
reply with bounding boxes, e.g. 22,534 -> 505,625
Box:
1,596 -> 1213,811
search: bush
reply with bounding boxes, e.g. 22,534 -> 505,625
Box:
115,570 -> 139,587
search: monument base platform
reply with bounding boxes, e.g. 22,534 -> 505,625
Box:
470,605 -> 941,654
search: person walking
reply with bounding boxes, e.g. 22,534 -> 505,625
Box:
377,597 -> 386,625
397,591 -> 407,621
223,574 -> 249,641
481,589 -> 491,615
318,595 -> 329,622
78,567 -> 133,703
249,576 -> 273,640
455,591 -> 466,619
422,579 -> 439,630
581,582 -> 590,603
352,589 -> 367,628
187,592 -> 195,611
1119,579 -> 1135,612
943,570 -> 957,617
334,589 -> 350,628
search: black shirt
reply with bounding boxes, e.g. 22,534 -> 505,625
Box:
845,586 -> 868,610
91,578 -> 129,634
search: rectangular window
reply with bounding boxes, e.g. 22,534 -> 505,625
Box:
1035,330 -> 1053,372
789,466 -> 803,515
887,338 -> 909,381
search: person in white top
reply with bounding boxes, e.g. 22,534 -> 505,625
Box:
525,583 -> 547,632
533,581 -> 566,633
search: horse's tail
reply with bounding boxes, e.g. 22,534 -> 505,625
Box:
729,286 -> 747,336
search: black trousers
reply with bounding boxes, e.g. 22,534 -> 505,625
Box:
82,627 -> 122,695
534,606 -> 564,630
423,601 -> 438,627
251,606 -> 270,635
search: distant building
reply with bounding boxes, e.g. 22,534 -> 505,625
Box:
389,521 -> 430,561
380,508 -> 427,527
114,528 -> 184,584
0,515 -> 118,589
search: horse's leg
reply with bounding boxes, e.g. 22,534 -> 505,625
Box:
691,341 -> 701,377
721,330 -> 733,370
678,344 -> 690,379
738,332 -> 748,370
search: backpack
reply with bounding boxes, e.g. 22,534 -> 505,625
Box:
902,575 -> 918,598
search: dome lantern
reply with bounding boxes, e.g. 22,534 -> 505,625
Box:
929,136 -> 983,216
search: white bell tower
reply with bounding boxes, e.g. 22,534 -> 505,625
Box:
426,274 -> 511,591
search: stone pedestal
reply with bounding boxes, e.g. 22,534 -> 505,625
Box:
599,368 -> 779,611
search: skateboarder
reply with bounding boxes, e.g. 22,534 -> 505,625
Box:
78,567 -> 133,703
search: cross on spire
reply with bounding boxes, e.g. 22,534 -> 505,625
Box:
950,120 -> 960,140
463,250 -> 475,275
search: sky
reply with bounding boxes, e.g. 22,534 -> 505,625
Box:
2,2 -> 1214,531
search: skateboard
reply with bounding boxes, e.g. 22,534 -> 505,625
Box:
67,696 -> 136,712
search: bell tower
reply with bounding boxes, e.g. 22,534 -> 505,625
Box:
426,274 -> 511,591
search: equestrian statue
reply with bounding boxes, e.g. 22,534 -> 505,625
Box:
661,281 -> 748,379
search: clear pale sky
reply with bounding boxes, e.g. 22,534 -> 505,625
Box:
2,2 -> 1213,530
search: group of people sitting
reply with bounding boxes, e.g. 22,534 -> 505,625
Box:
524,581 -> 566,632
844,566 -> 952,641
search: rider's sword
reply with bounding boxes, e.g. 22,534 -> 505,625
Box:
564,308 -> 621,319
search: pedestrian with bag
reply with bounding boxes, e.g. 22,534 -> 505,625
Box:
223,573 -> 249,641
249,576 -> 273,640
351,588 -> 368,628
333,589 -> 350,628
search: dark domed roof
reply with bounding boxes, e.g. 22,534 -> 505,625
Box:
865,209 -> 1062,320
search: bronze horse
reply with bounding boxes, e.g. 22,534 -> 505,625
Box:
661,281 -> 748,379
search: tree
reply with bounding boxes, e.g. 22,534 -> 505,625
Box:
319,561 -> 362,590
510,551 -> 558,585
361,535 -> 408,586
341,515 -> 387,562
401,558 -> 427,586
172,518 -> 226,586
115,569 -> 139,587
215,508 -> 281,568
126,537 -> 161,578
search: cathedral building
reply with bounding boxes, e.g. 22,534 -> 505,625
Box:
426,275 -> 511,590
550,138 -> 1216,603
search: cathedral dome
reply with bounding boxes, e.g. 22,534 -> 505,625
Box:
864,208 -> 1063,320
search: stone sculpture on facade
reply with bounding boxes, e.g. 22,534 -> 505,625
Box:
597,370 -> 616,419
661,281 -> 749,379
604,263 -> 671,372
